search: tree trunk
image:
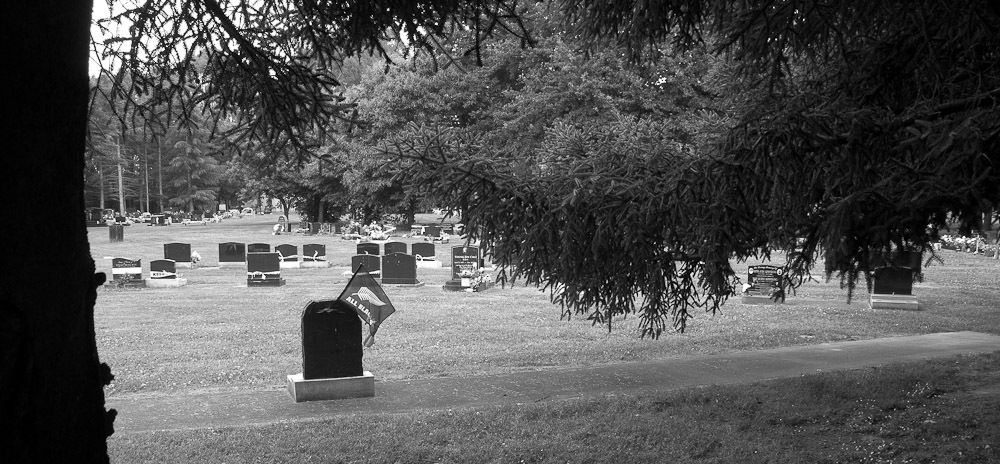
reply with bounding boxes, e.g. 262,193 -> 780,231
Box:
1,1 -> 114,462
157,139 -> 164,213
116,143 -> 125,216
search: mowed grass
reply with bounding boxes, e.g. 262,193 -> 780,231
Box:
109,353 -> 1000,463
91,214 -> 1000,397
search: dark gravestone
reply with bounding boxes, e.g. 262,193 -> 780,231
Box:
310,222 -> 321,235
219,242 -> 246,264
412,243 -> 436,261
276,244 -> 298,263
743,265 -> 785,303
163,243 -> 191,264
302,244 -> 326,262
357,243 -> 380,256
301,300 -> 363,379
111,258 -> 143,286
873,267 -> 914,295
382,253 -> 419,285
248,242 -> 271,253
384,241 -> 407,255
109,224 -> 124,242
149,259 -> 177,279
451,246 -> 481,280
352,254 -> 381,277
247,252 -> 285,286
425,225 -> 442,238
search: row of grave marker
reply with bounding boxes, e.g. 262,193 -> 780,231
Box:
112,244 -> 485,288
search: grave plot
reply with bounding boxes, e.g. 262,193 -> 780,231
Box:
218,242 -> 247,268
146,259 -> 187,288
300,244 -> 331,268
412,242 -> 442,268
110,257 -> 144,287
276,244 -> 300,269
163,243 -> 192,268
381,253 -> 423,286
741,264 -> 786,304
247,252 -> 285,287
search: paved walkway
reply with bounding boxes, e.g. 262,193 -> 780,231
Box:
109,331 -> 1000,434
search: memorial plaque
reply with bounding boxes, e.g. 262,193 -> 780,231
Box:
301,300 -> 363,379
219,242 -> 246,264
357,243 -> 380,256
149,259 -> 177,279
451,246 -> 481,279
302,244 -> 326,262
744,265 -> 785,301
248,242 -> 271,253
111,258 -> 143,286
276,244 -> 298,262
247,252 -> 285,286
351,254 -> 381,276
412,243 -> 436,261
384,241 -> 407,255
382,253 -> 419,285
163,243 -> 191,265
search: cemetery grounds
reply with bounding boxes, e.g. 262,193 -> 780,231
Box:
91,215 -> 1000,463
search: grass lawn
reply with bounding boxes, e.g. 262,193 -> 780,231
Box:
90,214 -> 1000,461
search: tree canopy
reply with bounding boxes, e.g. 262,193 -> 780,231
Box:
93,0 -> 1000,338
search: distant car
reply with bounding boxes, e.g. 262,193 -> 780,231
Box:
241,207 -> 254,215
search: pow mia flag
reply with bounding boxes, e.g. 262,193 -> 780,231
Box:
336,263 -> 396,347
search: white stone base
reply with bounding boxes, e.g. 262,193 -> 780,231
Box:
300,261 -> 332,268
174,262 -> 193,268
870,294 -> 920,310
218,262 -> 247,268
287,371 -> 374,402
144,278 -> 188,288
280,261 -> 301,269
416,260 -> 443,269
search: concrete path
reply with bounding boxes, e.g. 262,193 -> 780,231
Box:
109,331 -> 1000,434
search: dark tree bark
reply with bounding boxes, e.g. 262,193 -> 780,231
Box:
1,1 -> 115,462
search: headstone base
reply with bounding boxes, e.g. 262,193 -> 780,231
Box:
870,294 -> 920,310
741,295 -> 784,305
248,278 -> 286,287
416,260 -> 443,269
106,281 -> 146,288
442,280 -> 470,291
219,261 -> 247,268
382,281 -> 425,287
286,371 -> 374,402
300,261 -> 332,268
145,278 -> 188,288
280,261 -> 301,269
174,262 -> 193,268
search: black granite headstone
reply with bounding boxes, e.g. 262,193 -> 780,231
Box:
301,300 -> 363,379
382,253 -> 418,285
412,243 -> 436,261
163,243 -> 191,263
111,258 -> 142,285
872,267 -> 914,295
302,244 -> 326,262
425,225 -> 442,238
276,244 -> 298,263
451,246 -> 481,279
384,241 -> 407,255
744,265 -> 785,300
219,242 -> 246,263
247,252 -> 284,286
248,243 -> 271,253
352,254 -> 381,276
357,243 -> 380,256
149,259 -> 177,279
